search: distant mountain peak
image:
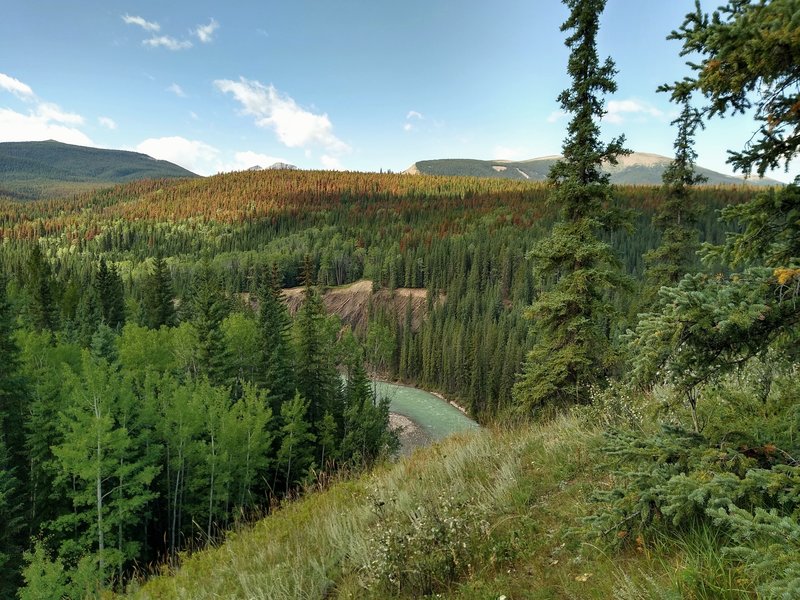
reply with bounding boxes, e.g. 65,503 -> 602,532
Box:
267,162 -> 299,170
247,162 -> 299,172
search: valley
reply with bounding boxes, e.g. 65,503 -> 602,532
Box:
1,0 -> 798,597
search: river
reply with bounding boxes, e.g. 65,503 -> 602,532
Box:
371,380 -> 479,454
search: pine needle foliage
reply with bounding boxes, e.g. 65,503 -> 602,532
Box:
586,417 -> 800,596
513,0 -> 629,412
643,83 -> 706,301
142,254 -> 176,330
670,0 -> 800,178
256,265 -> 295,407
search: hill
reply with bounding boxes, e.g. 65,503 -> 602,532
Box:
123,416 -> 603,598
122,413 -> 748,599
0,169 -> 789,599
0,140 -> 198,200
405,151 -> 781,186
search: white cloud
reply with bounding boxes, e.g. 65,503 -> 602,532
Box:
98,116 -> 117,130
320,154 -> 343,170
403,110 -> 424,132
189,111 -> 200,120
605,99 -> 664,125
136,141 -> 298,175
214,77 -> 350,155
143,36 -> 192,51
167,83 -> 186,97
546,110 -> 567,123
36,102 -> 84,125
0,74 -> 96,145
122,14 -> 160,32
0,73 -> 35,100
136,136 -> 219,175
194,18 -> 219,43
492,145 -> 527,161
0,108 -> 93,146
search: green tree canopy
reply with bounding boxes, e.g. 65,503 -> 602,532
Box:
143,254 -> 176,330
513,0 -> 629,412
672,0 -> 800,178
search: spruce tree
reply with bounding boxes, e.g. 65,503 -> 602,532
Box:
143,254 -> 176,330
342,348 -> 396,466
94,258 -> 125,330
0,275 -> 27,467
0,436 -> 22,598
256,265 -> 295,407
628,0 -> 800,430
188,261 -> 230,386
295,259 -> 342,439
642,82 -> 706,302
513,0 -> 628,412
671,0 -> 800,178
18,332 -> 75,537
25,245 -> 58,335
73,284 -> 102,348
0,277 -> 27,594
90,322 -> 119,365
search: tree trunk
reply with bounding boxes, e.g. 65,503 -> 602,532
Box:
687,389 -> 699,434
94,395 -> 105,573
207,433 -> 215,540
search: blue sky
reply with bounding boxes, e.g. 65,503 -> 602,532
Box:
1,1 -> 796,181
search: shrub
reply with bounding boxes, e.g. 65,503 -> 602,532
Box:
360,494 -> 489,597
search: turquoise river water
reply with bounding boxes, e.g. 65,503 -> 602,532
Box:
372,380 -> 479,449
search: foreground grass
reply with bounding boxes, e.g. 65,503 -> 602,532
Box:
123,415 -> 751,599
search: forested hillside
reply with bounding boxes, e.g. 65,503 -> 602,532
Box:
0,0 -> 798,597
0,170 -> 755,417
0,164 -> 761,594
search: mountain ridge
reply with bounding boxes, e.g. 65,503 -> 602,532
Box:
405,151 -> 782,186
0,140 -> 199,200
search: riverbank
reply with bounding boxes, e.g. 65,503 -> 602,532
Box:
373,379 -> 477,454
388,412 -> 430,455
428,389 -> 469,414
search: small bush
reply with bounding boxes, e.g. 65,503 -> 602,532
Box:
360,494 -> 489,597
571,379 -> 650,429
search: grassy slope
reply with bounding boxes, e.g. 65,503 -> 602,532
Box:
124,415 -> 728,600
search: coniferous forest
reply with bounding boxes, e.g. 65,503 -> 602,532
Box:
1,0 -> 799,597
